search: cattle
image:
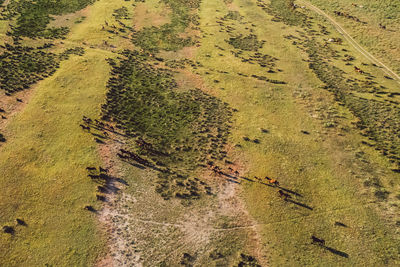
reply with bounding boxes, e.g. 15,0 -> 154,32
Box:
117,153 -> 127,159
94,138 -> 104,144
86,166 -> 96,171
269,179 -> 280,186
354,66 -> 364,74
99,166 -> 108,173
79,124 -> 90,131
96,194 -> 106,201
3,226 -> 14,234
82,116 -> 92,124
97,186 -> 107,193
88,174 -> 99,180
16,218 -> 26,226
84,205 -> 96,212
278,190 -> 291,200
95,119 -> 105,127
311,235 -> 326,246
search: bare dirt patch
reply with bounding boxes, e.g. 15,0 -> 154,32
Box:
133,2 -> 171,31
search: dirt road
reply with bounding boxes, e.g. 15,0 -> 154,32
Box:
298,0 -> 400,84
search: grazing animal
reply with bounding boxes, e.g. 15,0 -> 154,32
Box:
97,186 -> 107,193
234,170 -> 239,176
88,174 -> 99,179
278,190 -> 291,200
84,205 -> 96,212
96,194 -> 106,201
99,166 -> 108,173
117,153 -> 127,159
269,179 -> 280,186
82,116 -> 92,124
103,131 -> 109,137
1,115 -> 6,119
2,226 -> 14,234
94,138 -> 103,143
311,235 -> 326,246
354,66 -> 364,74
16,98 -> 23,102
79,124 -> 90,131
95,119 -> 105,127
86,166 -> 96,171
16,218 -> 26,226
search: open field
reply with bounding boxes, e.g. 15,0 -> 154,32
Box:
1,0 -> 399,266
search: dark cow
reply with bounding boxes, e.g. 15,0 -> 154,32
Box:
16,218 -> 26,226
278,190 -> 291,200
99,166 -> 108,173
3,226 -> 14,234
311,235 -> 326,246
96,194 -> 106,201
79,124 -> 90,131
84,205 -> 96,212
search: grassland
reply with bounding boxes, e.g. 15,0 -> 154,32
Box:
306,0 -> 400,73
0,50 -> 110,266
0,0 -> 130,265
195,0 -> 400,265
1,0 -> 400,266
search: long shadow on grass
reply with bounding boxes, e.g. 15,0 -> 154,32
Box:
120,158 -> 147,170
286,199 -> 313,210
278,186 -> 303,197
119,157 -> 168,174
324,246 -> 349,258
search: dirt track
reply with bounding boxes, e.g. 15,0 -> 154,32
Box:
298,0 -> 400,84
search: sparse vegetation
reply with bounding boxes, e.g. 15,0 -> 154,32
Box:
1,0 -> 400,266
102,50 -> 231,199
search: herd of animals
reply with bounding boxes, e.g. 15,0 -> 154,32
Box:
78,112 -> 335,250
2,0 -> 395,264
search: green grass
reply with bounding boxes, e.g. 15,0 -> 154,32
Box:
1,0 -> 400,265
0,0 -> 129,264
5,0 -> 95,38
102,50 -> 231,200
0,50 -> 110,266
195,0 -> 400,265
307,0 -> 400,73
0,44 -> 60,94
132,0 -> 200,52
